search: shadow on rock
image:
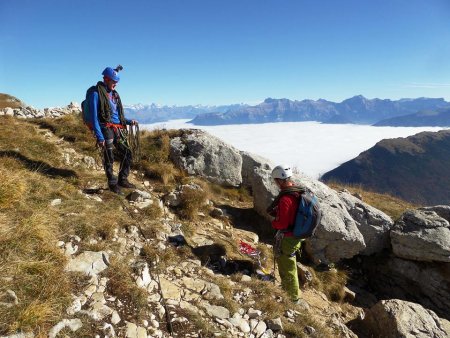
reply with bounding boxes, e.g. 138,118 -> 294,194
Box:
191,243 -> 255,276
219,204 -> 275,244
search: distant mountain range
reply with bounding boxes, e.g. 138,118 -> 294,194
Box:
124,103 -> 247,124
189,96 -> 450,126
321,129 -> 450,205
374,107 -> 450,127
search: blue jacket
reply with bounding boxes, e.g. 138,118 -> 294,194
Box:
88,85 -> 131,141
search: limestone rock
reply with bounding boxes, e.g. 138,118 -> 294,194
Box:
363,254 -> 450,321
170,130 -> 243,186
201,302 -> 230,319
338,190 -> 393,255
50,198 -> 62,206
127,190 -> 151,202
159,277 -> 182,301
361,299 -> 448,338
0,333 -> 34,338
241,151 -> 278,218
231,317 -> 251,333
391,206 -> 450,262
125,322 -> 147,338
65,251 -> 109,276
48,319 -> 82,338
111,310 -> 121,324
253,320 -> 267,337
267,317 -> 283,331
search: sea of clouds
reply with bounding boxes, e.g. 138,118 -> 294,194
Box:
141,119 -> 448,179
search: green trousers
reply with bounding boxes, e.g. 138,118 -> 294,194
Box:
276,236 -> 302,301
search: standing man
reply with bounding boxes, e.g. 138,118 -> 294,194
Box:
266,165 -> 305,303
87,66 -> 138,194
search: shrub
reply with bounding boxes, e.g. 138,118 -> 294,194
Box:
178,185 -> 208,220
310,266 -> 348,302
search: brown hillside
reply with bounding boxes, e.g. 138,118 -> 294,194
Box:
322,130 -> 450,205
0,93 -> 24,109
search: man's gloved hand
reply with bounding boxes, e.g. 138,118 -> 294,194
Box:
130,120 -> 138,126
97,140 -> 105,148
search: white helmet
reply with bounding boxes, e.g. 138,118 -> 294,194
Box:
271,164 -> 293,180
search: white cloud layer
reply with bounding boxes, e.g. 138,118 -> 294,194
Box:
142,120 -> 448,179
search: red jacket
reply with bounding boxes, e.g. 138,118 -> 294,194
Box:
271,193 -> 298,237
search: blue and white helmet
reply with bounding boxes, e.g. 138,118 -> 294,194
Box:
271,165 -> 293,180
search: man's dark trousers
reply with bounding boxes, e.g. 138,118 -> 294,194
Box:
101,126 -> 132,187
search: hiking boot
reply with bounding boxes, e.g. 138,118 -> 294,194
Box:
109,184 -> 123,195
118,179 -> 136,189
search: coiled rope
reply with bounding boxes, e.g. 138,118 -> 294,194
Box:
128,124 -> 141,163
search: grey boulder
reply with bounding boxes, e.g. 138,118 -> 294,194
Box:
361,299 -> 448,338
391,206 -> 450,262
338,191 -> 393,255
170,130 -> 242,187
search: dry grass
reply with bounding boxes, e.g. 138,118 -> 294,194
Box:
0,167 -> 27,210
206,274 -> 240,314
327,181 -> 418,220
0,93 -> 23,109
241,278 -> 332,337
139,199 -> 164,219
205,181 -> 252,204
178,185 -> 208,220
0,116 -> 145,335
0,213 -> 72,335
140,161 -> 180,185
141,243 -> 184,272
177,309 -> 222,337
31,114 -> 97,155
0,116 -> 62,166
137,129 -> 184,185
310,266 -> 349,303
105,257 -> 149,321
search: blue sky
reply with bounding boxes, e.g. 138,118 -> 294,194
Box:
1,0 -> 450,108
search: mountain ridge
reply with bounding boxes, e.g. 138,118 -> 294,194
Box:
374,107 -> 450,127
190,96 -> 450,126
321,129 -> 450,205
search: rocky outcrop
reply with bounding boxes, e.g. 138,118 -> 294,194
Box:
0,102 -> 80,119
362,205 -> 450,321
169,130 -> 394,263
338,191 -> 393,255
360,299 -> 448,338
391,206 -> 450,262
240,151 -> 278,217
170,130 -> 242,186
363,254 -> 450,321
